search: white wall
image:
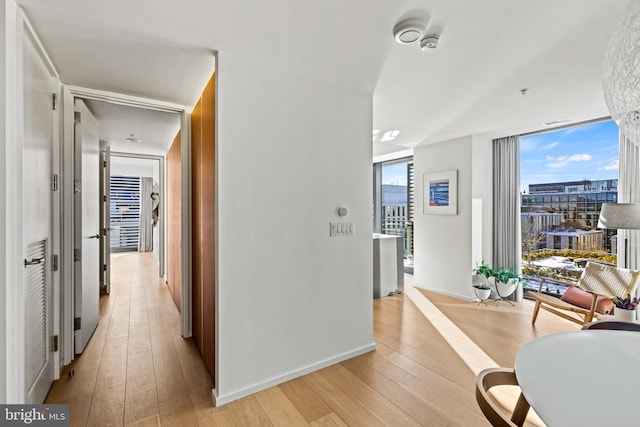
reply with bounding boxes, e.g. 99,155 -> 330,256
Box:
215,52 -> 375,403
472,135 -> 494,269
110,155 -> 159,179
0,0 -> 11,404
1,0 -> 29,402
413,136 -> 493,300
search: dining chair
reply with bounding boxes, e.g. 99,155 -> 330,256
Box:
582,320 -> 640,331
475,367 -> 530,427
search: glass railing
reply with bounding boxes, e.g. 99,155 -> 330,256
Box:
522,249 -> 617,297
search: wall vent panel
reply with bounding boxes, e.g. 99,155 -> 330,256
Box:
25,239 -> 47,393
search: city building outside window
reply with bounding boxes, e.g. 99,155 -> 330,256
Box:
520,119 -> 619,295
373,157 -> 414,271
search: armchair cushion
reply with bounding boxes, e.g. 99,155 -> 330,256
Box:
560,287 -> 614,314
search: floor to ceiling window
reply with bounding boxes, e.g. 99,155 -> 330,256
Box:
519,119 -> 619,293
374,157 -> 414,271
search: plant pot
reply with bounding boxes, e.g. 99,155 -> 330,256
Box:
472,274 -> 490,288
473,287 -> 492,301
495,279 -> 517,299
614,307 -> 637,322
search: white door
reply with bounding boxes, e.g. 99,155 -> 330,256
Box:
99,147 -> 111,294
74,99 -> 100,354
23,30 -> 55,404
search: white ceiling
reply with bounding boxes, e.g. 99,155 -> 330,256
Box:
83,100 -> 180,155
15,0 -> 633,157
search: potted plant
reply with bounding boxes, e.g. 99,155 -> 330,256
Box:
473,262 -> 527,303
612,294 -> 639,321
474,260 -> 493,279
492,266 -> 526,301
472,261 -> 493,302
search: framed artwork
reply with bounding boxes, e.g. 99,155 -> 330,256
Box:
423,169 -> 457,215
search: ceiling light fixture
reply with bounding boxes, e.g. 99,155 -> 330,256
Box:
381,130 -> 400,142
393,18 -> 427,44
543,119 -> 573,127
420,34 -> 439,50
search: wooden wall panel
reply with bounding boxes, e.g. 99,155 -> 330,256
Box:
191,96 -> 204,360
200,74 -> 216,380
192,73 -> 216,382
167,131 -> 181,309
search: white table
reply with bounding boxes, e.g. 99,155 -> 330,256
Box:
515,330 -> 640,426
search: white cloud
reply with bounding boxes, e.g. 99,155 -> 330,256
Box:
541,141 -> 559,150
520,139 -> 559,153
546,153 -> 592,169
600,160 -> 619,171
562,127 -> 580,136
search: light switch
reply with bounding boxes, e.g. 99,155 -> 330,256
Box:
330,222 -> 355,236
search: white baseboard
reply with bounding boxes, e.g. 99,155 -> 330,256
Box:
212,342 -> 377,406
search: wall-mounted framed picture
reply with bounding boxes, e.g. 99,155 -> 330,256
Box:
423,169 -> 457,215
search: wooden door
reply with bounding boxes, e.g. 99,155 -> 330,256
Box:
192,73 -> 216,381
167,131 -> 181,309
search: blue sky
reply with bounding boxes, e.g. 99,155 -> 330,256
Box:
520,120 -> 619,193
380,120 -> 619,190
382,162 -> 409,186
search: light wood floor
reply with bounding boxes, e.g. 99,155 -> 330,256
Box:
46,253 -> 576,426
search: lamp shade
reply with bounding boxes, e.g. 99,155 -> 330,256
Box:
597,203 -> 640,230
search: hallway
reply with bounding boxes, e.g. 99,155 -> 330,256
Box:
45,252 -> 216,426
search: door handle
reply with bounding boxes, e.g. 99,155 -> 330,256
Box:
89,233 -> 102,239
24,257 -> 44,266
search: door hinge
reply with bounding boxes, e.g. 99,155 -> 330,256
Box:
52,335 -> 59,352
74,111 -> 81,124
51,173 -> 58,191
74,179 -> 81,193
51,254 -> 58,272
103,264 -> 107,271
103,195 -> 107,202
74,317 -> 81,331
73,249 -> 81,262
103,160 -> 107,168
52,93 -> 57,111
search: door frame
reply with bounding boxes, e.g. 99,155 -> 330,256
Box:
61,86 -> 193,363
109,151 -> 166,278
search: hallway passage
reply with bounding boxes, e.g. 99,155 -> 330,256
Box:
46,252 -> 216,426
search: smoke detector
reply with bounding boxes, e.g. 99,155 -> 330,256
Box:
393,18 -> 427,44
420,35 -> 439,50
125,133 -> 140,143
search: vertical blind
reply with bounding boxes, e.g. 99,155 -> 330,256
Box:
110,176 -> 140,251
